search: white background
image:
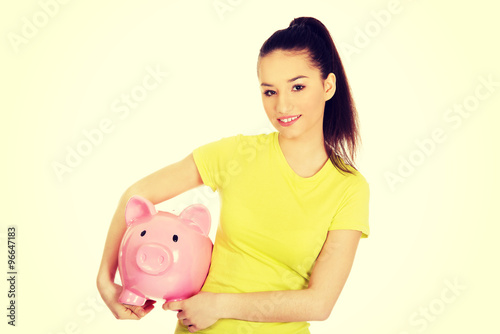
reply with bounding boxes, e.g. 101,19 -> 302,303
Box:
1,0 -> 499,333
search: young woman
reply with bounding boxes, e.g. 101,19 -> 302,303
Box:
97,17 -> 370,333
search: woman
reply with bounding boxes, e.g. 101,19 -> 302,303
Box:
97,16 -> 370,333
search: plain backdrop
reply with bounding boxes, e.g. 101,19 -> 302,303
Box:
1,0 -> 499,333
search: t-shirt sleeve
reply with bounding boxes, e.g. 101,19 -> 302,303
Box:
329,173 -> 370,238
192,135 -> 241,192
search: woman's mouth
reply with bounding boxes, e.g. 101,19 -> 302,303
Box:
277,115 -> 301,127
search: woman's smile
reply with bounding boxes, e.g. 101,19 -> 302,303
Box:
277,114 -> 302,126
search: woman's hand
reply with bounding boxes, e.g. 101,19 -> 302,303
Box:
163,292 -> 219,332
97,279 -> 156,320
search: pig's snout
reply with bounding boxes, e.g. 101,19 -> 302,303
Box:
136,244 -> 171,275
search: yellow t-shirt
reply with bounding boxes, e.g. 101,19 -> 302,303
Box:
175,132 -> 370,333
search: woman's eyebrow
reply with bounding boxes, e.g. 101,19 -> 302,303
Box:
260,75 -> 309,87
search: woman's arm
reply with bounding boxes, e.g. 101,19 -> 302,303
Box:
97,153 -> 203,319
166,229 -> 362,330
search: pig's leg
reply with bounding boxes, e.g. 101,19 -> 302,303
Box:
119,288 -> 146,306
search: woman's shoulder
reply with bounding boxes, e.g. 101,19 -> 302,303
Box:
331,155 -> 369,188
235,131 -> 275,140
210,132 -> 276,148
195,132 -> 276,157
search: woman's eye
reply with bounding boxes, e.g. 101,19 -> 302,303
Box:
264,86 -> 303,96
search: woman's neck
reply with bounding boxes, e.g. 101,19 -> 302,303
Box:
278,131 -> 328,177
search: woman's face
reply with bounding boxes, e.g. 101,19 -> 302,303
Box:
257,50 -> 335,141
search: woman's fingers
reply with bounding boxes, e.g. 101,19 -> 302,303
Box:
127,300 -> 156,317
114,300 -> 156,320
127,305 -> 146,317
142,299 -> 157,315
163,300 -> 183,311
98,281 -> 157,320
119,305 -> 142,319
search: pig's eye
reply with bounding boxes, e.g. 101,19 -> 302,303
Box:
140,230 -> 146,237
172,234 -> 178,242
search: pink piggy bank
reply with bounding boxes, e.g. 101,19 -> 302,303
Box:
117,195 -> 213,306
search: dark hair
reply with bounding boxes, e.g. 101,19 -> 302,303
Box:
258,17 -> 360,175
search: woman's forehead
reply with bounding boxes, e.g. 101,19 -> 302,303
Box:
258,50 -> 320,83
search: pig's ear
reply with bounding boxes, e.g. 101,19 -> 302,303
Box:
125,196 -> 157,226
180,204 -> 211,236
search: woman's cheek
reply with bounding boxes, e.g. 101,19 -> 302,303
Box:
301,90 -> 323,114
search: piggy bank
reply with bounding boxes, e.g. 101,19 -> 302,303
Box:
117,195 -> 213,306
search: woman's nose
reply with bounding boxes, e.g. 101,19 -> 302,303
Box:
276,93 -> 292,114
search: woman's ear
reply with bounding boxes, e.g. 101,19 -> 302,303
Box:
324,73 -> 336,101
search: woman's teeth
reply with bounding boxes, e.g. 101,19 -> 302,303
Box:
280,115 -> 300,123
